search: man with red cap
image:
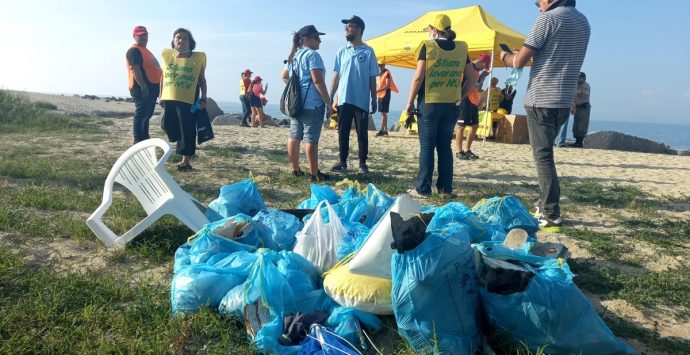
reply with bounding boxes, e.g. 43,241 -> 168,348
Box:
455,54 -> 491,160
239,69 -> 252,127
126,25 -> 162,144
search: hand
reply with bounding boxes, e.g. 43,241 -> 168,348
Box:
370,99 -> 377,114
571,107 -> 576,115
332,101 -> 338,113
159,100 -> 165,108
404,111 -> 416,129
326,104 -> 334,117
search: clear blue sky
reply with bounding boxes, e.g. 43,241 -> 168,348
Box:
1,0 -> 689,125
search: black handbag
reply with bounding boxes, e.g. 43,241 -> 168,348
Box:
194,108 -> 214,145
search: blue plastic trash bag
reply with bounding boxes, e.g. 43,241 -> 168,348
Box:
340,186 -> 361,201
171,251 -> 256,315
326,306 -> 382,349
206,179 -> 267,221
173,243 -> 192,274
189,215 -> 259,264
472,195 -> 539,234
219,283 -> 246,318
253,209 -> 302,251
475,241 -> 562,270
363,184 -> 395,228
427,202 -> 506,243
477,254 -> 634,354
392,222 -> 482,354
307,195 -> 368,225
297,183 -> 340,209
299,325 -> 361,355
337,222 -> 370,259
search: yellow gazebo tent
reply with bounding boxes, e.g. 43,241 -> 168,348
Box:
366,5 -> 527,68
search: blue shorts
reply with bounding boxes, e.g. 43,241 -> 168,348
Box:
289,105 -> 325,144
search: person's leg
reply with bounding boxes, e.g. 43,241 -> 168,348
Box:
380,112 -> 388,132
132,95 -> 147,144
288,116 -> 304,174
301,106 -> 325,178
572,105 -> 590,145
334,104 -> 354,169
142,94 -> 157,141
352,107 -> 369,169
455,123 -> 465,154
436,104 -> 456,193
525,107 -> 569,220
240,95 -> 251,126
558,116 -> 569,147
250,107 -> 259,127
465,125 -> 477,153
174,102 -> 196,169
256,107 -> 266,127
415,101 -> 437,195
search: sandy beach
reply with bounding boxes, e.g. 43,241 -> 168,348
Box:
8,91 -> 690,352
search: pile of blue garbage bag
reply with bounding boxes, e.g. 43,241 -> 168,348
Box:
170,179 -> 634,354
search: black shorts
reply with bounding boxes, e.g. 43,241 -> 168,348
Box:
457,96 -> 479,126
377,90 -> 391,113
248,93 -> 262,108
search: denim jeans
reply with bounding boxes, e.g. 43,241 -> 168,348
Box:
557,116 -> 569,147
132,93 -> 158,144
526,107 -> 570,219
239,95 -> 251,125
337,103 -> 369,166
572,104 -> 591,140
415,100 -> 457,195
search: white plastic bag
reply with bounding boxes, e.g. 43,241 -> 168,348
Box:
349,194 -> 420,279
293,201 -> 347,273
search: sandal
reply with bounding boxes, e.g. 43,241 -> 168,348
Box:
292,169 -> 305,177
177,163 -> 193,172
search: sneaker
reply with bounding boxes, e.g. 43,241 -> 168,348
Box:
240,122 -> 251,127
375,130 -> 385,137
407,188 -> 429,200
330,161 -> 347,172
382,131 -> 389,136
438,191 -> 457,200
177,163 -> 193,172
358,164 -> 370,174
567,142 -> 583,148
465,151 -> 479,160
310,170 -> 330,182
537,215 -> 563,233
292,169 -> 305,177
456,151 -> 469,160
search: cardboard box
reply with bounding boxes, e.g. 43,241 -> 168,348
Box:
496,114 -> 529,144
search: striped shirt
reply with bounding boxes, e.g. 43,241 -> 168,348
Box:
523,6 -> 590,108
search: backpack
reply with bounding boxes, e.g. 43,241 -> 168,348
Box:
280,50 -> 311,118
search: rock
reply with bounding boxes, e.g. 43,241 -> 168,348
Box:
390,122 -> 402,132
677,149 -> 690,156
93,110 -> 131,118
206,97 -> 224,120
212,114 -> 242,126
584,131 -> 672,155
82,95 -> 99,100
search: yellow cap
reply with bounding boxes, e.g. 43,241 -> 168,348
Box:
430,14 -> 451,31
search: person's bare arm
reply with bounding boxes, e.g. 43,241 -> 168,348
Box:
281,68 -> 289,84
461,63 -> 479,100
311,69 -> 333,115
198,65 -> 208,108
500,45 -> 536,69
405,60 -> 425,112
376,75 -> 390,93
330,72 -> 340,110
131,64 -> 149,97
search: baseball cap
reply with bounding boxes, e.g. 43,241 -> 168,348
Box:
579,72 -> 586,78
242,69 -> 252,75
341,15 -> 365,30
133,26 -> 148,36
297,25 -> 325,37
479,53 -> 492,70
253,76 -> 263,82
430,14 -> 451,31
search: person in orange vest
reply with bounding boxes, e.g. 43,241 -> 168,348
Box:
456,54 -> 491,160
239,69 -> 252,127
375,61 -> 398,136
126,25 -> 162,144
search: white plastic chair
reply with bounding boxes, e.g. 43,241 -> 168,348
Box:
86,138 -> 209,248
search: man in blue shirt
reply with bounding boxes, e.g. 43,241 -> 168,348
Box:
330,15 -> 378,174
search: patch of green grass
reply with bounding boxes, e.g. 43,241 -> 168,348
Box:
620,218 -> 690,253
0,154 -> 107,190
564,228 -> 633,261
601,312 -> 690,354
571,260 -> 690,318
0,247 -> 254,354
0,184 -> 101,212
0,90 -> 103,134
32,101 -> 58,110
563,181 -> 654,210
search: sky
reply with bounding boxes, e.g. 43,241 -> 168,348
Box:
1,0 -> 690,125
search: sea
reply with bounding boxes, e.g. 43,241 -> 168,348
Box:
218,101 -> 690,150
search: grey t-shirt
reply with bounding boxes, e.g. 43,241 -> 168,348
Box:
523,6 -> 591,108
